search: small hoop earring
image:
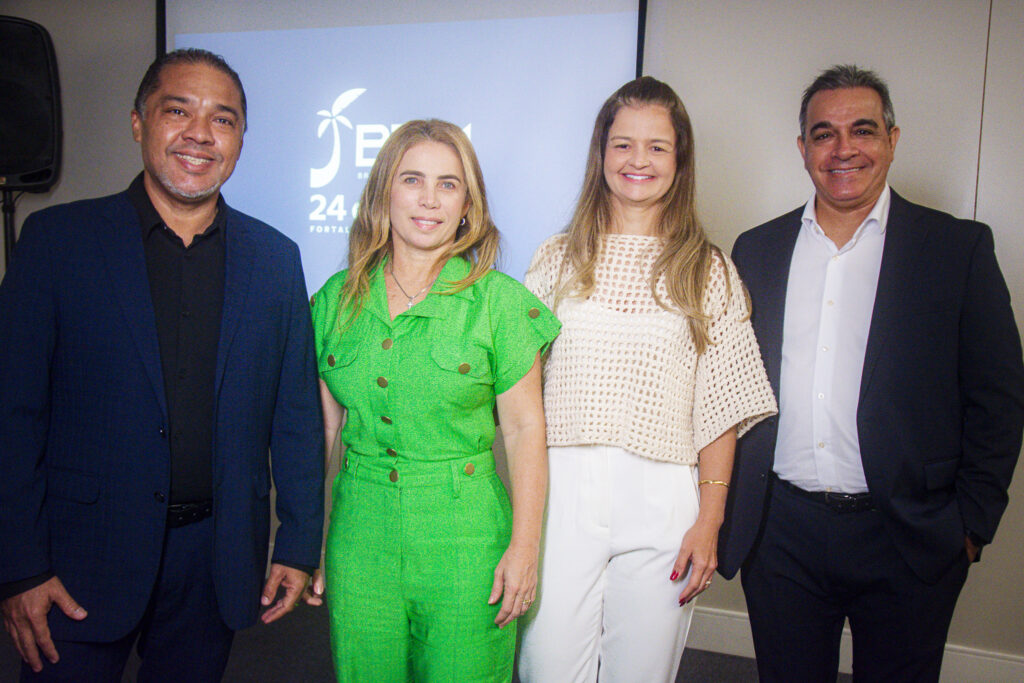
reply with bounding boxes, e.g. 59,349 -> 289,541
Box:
459,217 -> 467,227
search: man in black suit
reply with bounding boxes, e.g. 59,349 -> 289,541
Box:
718,64 -> 1024,681
0,49 -> 323,681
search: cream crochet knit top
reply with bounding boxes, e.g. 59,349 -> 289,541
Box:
525,233 -> 777,465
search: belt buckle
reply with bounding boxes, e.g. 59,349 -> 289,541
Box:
167,500 -> 212,527
825,492 -> 869,513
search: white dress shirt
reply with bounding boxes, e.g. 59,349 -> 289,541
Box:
773,186 -> 890,493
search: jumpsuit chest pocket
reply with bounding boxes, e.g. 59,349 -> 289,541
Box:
319,344 -> 358,374
429,342 -> 493,381
428,341 -> 495,410
318,343 -> 360,402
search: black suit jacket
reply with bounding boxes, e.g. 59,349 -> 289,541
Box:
718,191 -> 1024,583
0,189 -> 324,640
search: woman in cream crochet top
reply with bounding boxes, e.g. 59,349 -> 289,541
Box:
518,77 -> 777,683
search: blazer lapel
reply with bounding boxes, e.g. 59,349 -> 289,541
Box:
95,194 -> 167,418
215,208 -> 255,398
758,221 -> 801,395
859,192 -> 929,403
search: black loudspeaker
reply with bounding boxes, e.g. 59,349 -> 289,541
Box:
0,16 -> 62,192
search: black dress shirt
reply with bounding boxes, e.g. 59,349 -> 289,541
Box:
128,173 -> 225,505
130,178 -> 316,576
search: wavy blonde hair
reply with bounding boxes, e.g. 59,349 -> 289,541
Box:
339,119 -> 500,320
556,77 -> 723,354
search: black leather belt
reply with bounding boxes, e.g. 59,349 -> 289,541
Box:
775,476 -> 874,513
166,500 -> 213,528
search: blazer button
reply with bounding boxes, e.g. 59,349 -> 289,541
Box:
458,363 -> 471,374
386,448 -> 397,457
381,415 -> 392,425
382,338 -> 393,350
327,354 -> 336,367
528,307 -> 540,319
389,470 -> 399,483
377,376 -> 388,388
464,463 -> 475,475
154,492 -> 166,503
158,427 -> 167,438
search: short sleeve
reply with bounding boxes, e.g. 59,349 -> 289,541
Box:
486,273 -> 561,395
309,289 -> 325,360
309,270 -> 346,363
693,253 -> 777,452
523,235 -> 566,310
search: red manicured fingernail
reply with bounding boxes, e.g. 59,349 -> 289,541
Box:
678,598 -> 685,606
670,570 -> 678,581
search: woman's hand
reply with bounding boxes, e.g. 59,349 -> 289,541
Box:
302,568 -> 326,607
671,517 -> 719,606
491,354 -> 547,629
488,542 -> 538,628
672,426 -> 736,605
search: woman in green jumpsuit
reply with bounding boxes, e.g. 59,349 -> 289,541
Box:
305,119 -> 559,682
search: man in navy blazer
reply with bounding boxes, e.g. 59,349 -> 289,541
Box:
718,65 -> 1024,681
0,49 -> 324,681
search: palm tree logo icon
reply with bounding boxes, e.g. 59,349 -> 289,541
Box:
310,88 -> 366,189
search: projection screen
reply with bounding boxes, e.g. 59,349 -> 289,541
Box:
164,1 -> 641,292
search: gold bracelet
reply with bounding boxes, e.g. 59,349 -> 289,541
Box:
698,479 -> 730,488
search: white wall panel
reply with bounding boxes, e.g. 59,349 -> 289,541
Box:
956,0 -> 1024,656
644,0 -> 989,247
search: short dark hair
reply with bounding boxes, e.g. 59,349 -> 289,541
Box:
134,48 -> 247,131
799,64 -> 895,139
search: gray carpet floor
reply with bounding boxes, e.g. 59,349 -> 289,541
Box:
0,603 -> 851,681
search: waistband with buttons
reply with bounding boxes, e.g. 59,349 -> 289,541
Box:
342,450 -> 496,494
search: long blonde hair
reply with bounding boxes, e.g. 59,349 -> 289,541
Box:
558,76 -> 722,354
339,119 -> 500,320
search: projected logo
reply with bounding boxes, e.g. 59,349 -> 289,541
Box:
310,88 -> 364,189
307,88 -> 368,236
307,89 -> 470,236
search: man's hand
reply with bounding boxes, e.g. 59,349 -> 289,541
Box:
1,577 -> 87,673
260,564 -> 310,624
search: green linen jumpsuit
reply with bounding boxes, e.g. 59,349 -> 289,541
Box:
311,256 -> 560,682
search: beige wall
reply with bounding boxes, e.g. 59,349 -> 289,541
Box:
2,0 -> 1022,664
959,0 -> 1024,656
647,0 -> 1024,659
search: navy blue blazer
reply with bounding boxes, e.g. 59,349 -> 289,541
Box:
0,189 -> 324,640
718,191 -> 1024,584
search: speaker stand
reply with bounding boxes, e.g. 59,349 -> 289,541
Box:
3,190 -> 16,269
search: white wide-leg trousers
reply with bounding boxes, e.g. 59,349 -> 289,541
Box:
518,444 -> 701,683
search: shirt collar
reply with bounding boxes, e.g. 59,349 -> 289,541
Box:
432,254 -> 475,298
128,171 -> 227,240
367,254 -> 478,323
128,172 -> 163,237
801,184 -> 890,250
